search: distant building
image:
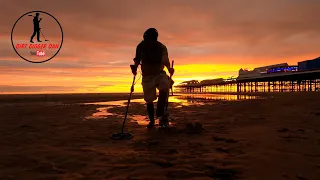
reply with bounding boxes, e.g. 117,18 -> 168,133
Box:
181,80 -> 199,84
266,66 -> 298,74
178,80 -> 200,86
298,57 -> 320,71
199,78 -> 224,85
237,63 -> 291,79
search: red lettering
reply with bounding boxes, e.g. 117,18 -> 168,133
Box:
29,44 -> 47,49
49,44 -> 60,48
16,44 -> 27,49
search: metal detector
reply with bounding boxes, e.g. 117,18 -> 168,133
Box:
110,65 -> 137,140
40,30 -> 49,42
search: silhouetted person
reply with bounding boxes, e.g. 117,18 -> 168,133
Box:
30,13 -> 42,43
132,28 -> 174,128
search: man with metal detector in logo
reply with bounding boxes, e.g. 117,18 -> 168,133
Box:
131,28 -> 175,129
30,13 -> 42,43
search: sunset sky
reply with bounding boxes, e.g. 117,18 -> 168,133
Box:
1,0 -> 319,94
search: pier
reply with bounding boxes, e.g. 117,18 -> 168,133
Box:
175,57 -> 320,93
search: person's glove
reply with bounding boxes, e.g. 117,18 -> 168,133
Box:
168,68 -> 174,76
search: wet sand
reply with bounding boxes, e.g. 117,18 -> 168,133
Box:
0,92 -> 320,179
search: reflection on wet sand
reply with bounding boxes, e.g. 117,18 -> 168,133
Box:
85,93 -> 261,124
130,114 -> 173,126
86,107 -> 113,119
84,96 -> 202,120
177,93 -> 261,101
84,98 -> 145,106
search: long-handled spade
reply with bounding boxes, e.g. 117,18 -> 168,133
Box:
110,65 -> 136,140
170,60 -> 175,96
161,60 -> 174,127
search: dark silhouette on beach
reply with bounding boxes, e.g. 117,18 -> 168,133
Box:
30,13 -> 42,43
132,28 -> 175,129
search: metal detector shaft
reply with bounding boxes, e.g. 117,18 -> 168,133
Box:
40,30 -> 46,39
40,30 -> 49,41
121,74 -> 136,134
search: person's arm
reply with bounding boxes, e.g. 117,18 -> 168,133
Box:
131,43 -> 142,75
39,18 -> 42,23
133,43 -> 142,67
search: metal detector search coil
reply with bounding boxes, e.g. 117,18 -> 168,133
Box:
110,132 -> 133,140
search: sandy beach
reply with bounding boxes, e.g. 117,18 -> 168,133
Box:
0,92 -> 320,180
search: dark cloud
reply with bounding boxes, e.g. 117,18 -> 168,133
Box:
1,0 -> 318,63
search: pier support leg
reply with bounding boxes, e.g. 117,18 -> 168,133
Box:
272,81 -> 275,92
309,80 -> 312,91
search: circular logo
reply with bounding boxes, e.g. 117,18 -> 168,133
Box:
11,11 -> 64,63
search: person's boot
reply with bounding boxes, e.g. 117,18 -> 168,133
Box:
146,103 -> 155,129
159,115 -> 169,127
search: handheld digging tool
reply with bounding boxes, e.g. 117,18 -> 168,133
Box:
110,65 -> 137,140
170,60 -> 175,96
161,60 -> 174,127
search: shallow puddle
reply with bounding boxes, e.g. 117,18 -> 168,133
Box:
87,107 -> 113,119
130,114 -> 173,126
84,93 -> 262,124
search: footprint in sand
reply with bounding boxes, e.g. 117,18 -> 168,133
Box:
212,136 -> 239,144
166,169 -> 207,179
216,147 -> 230,153
278,128 -> 290,133
149,158 -> 173,168
204,165 -> 238,180
277,128 -> 309,141
30,162 -> 65,174
164,149 -> 179,154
